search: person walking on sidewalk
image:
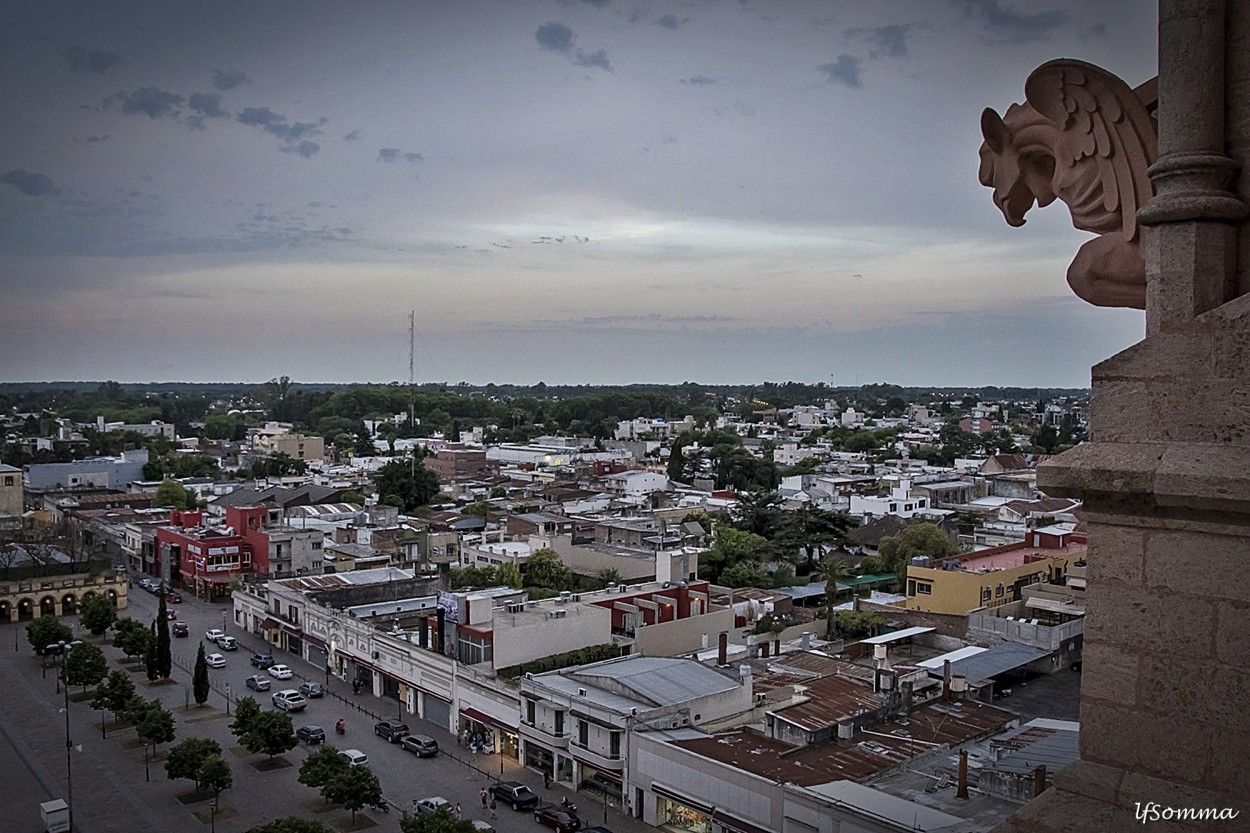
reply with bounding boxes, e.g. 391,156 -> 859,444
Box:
455,802 -> 462,818
489,797 -> 497,819
480,787 -> 488,809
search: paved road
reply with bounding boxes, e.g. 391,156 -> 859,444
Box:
1,585 -> 641,833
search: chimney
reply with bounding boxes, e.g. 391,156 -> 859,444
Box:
773,637 -> 781,656
417,616 -> 428,649
761,641 -> 770,659
956,750 -> 969,800
1033,765 -> 1048,798
676,582 -> 691,619
943,660 -> 952,702
800,632 -> 811,651
717,632 -> 728,666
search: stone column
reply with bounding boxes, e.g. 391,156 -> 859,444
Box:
995,2 -> 1250,831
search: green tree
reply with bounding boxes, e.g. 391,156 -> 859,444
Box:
79,594 -> 117,637
372,457 -> 441,512
772,505 -> 855,572
832,610 -> 888,637
198,753 -> 233,802
720,560 -> 770,588
241,711 -> 298,759
340,490 -> 365,504
322,763 -> 383,823
137,700 -> 177,758
144,621 -> 158,681
597,567 -> 623,586
155,479 -> 191,510
94,670 -> 135,727
878,523 -> 959,580
400,808 -> 477,833
156,594 -> 172,678
63,640 -> 108,693
731,489 -> 783,538
248,820 -> 332,833
193,642 -> 210,706
112,617 -> 151,660
496,561 -> 523,589
27,615 -> 73,655
523,548 -> 572,590
699,526 -> 769,583
298,745 -> 349,791
820,556 -> 853,635
165,737 -> 224,788
230,696 -> 262,738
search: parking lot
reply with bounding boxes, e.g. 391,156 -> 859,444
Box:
0,582 -> 641,833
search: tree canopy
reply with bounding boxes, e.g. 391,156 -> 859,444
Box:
878,523 -> 959,578
372,457 -> 441,511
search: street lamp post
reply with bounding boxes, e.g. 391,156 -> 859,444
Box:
49,639 -> 82,833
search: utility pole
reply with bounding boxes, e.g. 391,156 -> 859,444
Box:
409,310 -> 416,479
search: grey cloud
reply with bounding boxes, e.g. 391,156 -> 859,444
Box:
573,48 -> 612,71
581,0 -> 610,7
107,87 -> 185,119
958,0 -> 1068,42
265,119 -> 326,142
378,148 -> 422,163
82,135 -> 110,143
279,140 -> 321,158
818,55 -> 862,88
536,22 -> 575,53
185,116 -> 207,131
65,46 -> 120,75
536,22 -> 612,72
847,24 -> 912,58
681,75 -> 717,85
344,129 -> 362,141
0,170 -> 61,197
212,68 -> 252,91
656,14 -> 687,30
237,106 -> 283,126
189,92 -> 226,118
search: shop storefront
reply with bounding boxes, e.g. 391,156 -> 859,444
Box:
653,785 -> 713,833
524,743 -> 554,776
459,707 -> 519,759
577,761 -> 622,805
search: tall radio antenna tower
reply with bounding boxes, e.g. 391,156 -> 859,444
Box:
409,310 -> 416,477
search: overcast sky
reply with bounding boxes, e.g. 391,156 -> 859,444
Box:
0,0 -> 1157,388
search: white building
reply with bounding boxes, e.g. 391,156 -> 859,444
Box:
848,479 -> 930,520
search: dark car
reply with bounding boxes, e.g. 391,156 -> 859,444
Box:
297,724 -> 326,745
374,719 -> 410,742
580,828 -> 614,833
164,590 -> 183,603
172,622 -> 189,638
400,733 -> 439,757
491,781 -> 540,811
165,609 -> 178,620
250,653 -> 275,669
535,805 -> 581,832
298,681 -> 324,699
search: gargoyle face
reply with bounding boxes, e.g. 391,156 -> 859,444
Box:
979,107 -> 1047,228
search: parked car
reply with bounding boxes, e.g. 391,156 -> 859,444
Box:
297,724 -> 325,745
415,797 -> 451,815
165,609 -> 178,620
298,681 -> 323,699
272,689 -> 308,712
339,748 -> 369,766
535,805 -> 582,833
374,719 -> 409,742
245,675 -> 271,691
164,590 -> 183,603
580,827 -> 614,833
471,823 -> 496,832
250,652 -> 274,669
216,635 -> 238,651
400,734 -> 438,757
491,781 -> 540,811
268,664 -> 293,679
204,628 -> 226,643
205,652 -> 226,668
172,622 -> 189,638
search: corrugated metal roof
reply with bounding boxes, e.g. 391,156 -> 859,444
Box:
572,656 -> 741,706
861,626 -> 935,644
939,641 -> 1047,683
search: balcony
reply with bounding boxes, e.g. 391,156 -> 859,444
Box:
518,721 -> 569,750
567,739 -> 624,772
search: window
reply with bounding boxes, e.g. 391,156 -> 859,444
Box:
981,587 -> 992,602
525,699 -> 535,725
609,731 -> 621,759
889,503 -> 898,512
312,541 -> 322,550
3,476 -> 13,486
916,582 -> 932,595
554,711 -> 564,736
907,579 -> 917,596
995,584 -> 1005,598
578,720 -> 589,746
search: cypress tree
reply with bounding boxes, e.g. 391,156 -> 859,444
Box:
192,642 -> 209,705
156,593 -> 172,679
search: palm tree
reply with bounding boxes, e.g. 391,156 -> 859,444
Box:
819,555 -> 853,637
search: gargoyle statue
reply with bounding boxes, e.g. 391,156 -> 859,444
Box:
979,59 -> 1157,309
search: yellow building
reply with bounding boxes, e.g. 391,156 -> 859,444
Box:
904,530 -> 1086,616
0,463 -> 22,518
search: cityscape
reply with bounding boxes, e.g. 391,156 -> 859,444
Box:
4,1 -> 1249,832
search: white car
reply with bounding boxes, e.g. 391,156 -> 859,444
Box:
415,796 -> 450,815
272,689 -> 308,712
339,748 -> 369,766
205,652 -> 226,668
204,629 -> 226,643
268,664 -> 293,679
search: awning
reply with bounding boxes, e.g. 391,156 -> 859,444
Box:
260,617 -> 280,630
713,810 -> 772,833
651,783 -> 712,815
460,706 -> 515,731
278,621 -> 302,638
